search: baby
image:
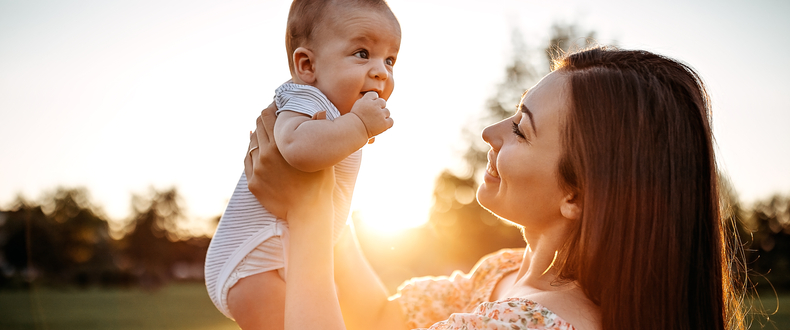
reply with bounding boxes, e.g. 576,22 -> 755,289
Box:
204,0 -> 401,328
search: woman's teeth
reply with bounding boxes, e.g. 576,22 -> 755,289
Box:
486,162 -> 499,178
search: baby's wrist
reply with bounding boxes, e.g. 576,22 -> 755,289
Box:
348,112 -> 372,139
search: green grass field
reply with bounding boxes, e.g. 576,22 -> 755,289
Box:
0,283 -> 788,329
0,283 -> 237,330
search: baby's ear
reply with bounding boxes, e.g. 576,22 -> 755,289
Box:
293,47 -> 316,84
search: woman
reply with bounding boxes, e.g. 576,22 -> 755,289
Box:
242,47 -> 745,330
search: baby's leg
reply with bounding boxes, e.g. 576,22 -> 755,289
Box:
228,270 -> 285,330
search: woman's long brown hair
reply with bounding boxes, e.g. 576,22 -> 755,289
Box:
551,47 -> 744,329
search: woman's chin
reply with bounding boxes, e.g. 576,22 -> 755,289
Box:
476,186 -> 495,212
477,186 -> 512,222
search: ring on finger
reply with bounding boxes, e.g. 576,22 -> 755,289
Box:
248,145 -> 259,157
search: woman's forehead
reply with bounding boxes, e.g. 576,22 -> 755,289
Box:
522,72 -> 570,117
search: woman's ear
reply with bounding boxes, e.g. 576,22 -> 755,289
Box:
560,193 -> 582,220
293,47 -> 316,84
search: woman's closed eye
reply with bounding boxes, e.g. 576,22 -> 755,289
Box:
512,121 -> 530,142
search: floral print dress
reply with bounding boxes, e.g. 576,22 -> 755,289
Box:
394,249 -> 577,330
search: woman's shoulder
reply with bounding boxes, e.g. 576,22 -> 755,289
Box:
423,297 -> 576,330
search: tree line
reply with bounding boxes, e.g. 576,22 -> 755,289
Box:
1,183 -> 787,292
0,187 -> 212,290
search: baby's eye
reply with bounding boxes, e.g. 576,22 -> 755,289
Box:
386,57 -> 395,66
354,50 -> 369,59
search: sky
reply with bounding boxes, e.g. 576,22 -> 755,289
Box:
1,0 -> 788,235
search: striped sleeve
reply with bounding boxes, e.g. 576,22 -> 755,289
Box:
274,83 -> 341,120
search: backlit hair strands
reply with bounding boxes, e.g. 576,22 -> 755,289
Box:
550,47 -> 744,330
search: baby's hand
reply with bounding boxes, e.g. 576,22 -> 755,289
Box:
350,91 -> 393,139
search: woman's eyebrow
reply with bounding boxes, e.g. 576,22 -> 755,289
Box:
520,103 -> 537,137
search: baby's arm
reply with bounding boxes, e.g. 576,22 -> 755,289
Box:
274,92 -> 393,172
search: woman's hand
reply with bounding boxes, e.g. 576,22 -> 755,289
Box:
246,102 -> 345,330
245,102 -> 335,221
243,103 -> 405,330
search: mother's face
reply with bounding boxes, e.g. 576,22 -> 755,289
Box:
477,71 -> 571,230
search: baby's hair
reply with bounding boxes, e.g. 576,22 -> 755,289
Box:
285,0 -> 399,75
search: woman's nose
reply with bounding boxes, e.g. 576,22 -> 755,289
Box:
481,120 -> 503,150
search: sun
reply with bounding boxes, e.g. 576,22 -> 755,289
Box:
350,200 -> 430,236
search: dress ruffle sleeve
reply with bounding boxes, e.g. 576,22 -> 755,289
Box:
394,270 -> 474,329
393,249 -> 525,329
425,298 -> 577,330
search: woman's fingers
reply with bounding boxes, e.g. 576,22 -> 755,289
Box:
244,100 -> 335,220
245,102 -> 276,184
261,102 -> 277,141
252,102 -> 276,181
244,129 -> 258,181
255,115 -> 266,146
311,111 -> 327,120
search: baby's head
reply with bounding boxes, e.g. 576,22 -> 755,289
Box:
285,0 -> 401,114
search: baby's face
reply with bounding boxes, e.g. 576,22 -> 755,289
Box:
310,7 -> 401,114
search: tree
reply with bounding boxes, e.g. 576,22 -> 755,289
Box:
0,188 -> 119,287
741,194 -> 790,290
43,188 -> 117,286
118,187 -> 209,288
0,196 -> 61,287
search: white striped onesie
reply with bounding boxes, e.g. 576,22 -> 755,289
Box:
204,82 -> 361,319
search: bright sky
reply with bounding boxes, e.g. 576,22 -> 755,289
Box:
1,0 -> 788,235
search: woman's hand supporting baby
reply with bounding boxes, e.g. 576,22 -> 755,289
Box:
245,103 -> 336,222
246,103 -> 345,330
246,103 -> 407,330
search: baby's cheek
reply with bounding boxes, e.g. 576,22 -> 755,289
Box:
385,80 -> 395,99
381,89 -> 394,101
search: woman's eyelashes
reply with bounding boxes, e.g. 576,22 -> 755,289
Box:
511,121 -> 530,143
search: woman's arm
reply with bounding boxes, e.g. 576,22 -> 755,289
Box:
247,105 -> 344,330
245,104 -> 407,330
333,225 -> 409,330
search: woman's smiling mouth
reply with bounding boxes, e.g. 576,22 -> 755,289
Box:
485,151 -> 499,179
486,162 -> 499,178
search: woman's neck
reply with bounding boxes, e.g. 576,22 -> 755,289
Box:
515,225 -> 572,291
497,224 -> 600,330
